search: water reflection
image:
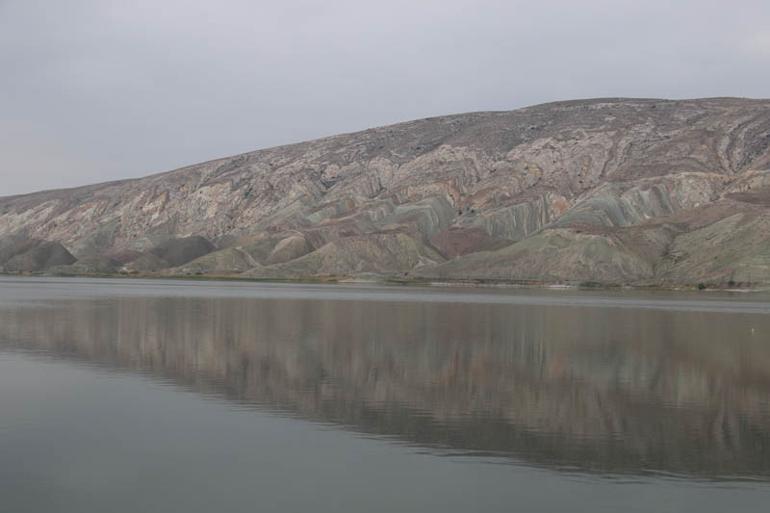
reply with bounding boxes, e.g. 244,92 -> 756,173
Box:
1,290 -> 769,479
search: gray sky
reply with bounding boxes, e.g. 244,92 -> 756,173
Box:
1,0 -> 769,197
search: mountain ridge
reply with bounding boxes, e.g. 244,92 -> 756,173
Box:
2,97 -> 770,287
1,96 -> 752,201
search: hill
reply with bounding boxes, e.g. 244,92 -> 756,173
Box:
2,97 -> 770,287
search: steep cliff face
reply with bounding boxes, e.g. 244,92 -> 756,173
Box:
2,97 -> 770,285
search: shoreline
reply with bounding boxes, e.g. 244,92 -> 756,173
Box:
0,271 -> 767,294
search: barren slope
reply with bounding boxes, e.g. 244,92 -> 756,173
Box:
2,97 -> 770,286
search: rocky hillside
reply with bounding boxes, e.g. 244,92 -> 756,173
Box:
2,97 -> 770,286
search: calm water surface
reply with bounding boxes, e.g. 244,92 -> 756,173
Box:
1,277 -> 770,512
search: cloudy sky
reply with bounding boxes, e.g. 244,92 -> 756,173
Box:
1,0 -> 769,196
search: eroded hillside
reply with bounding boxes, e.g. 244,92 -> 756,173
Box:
2,98 -> 770,286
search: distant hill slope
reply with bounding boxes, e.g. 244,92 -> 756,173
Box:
2,97 -> 770,287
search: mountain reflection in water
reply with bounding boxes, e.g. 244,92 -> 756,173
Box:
1,283 -> 769,480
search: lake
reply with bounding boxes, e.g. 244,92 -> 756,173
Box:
1,277 -> 770,512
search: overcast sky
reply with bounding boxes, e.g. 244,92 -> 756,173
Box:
1,0 -> 769,197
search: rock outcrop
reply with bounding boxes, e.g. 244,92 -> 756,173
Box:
2,97 -> 770,286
